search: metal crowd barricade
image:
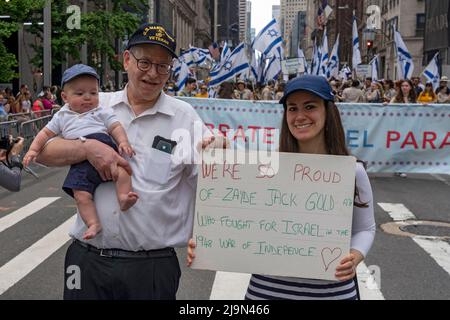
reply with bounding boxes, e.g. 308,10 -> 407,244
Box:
0,120 -> 21,138
20,115 -> 52,154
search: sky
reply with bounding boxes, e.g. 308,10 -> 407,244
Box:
251,0 -> 280,35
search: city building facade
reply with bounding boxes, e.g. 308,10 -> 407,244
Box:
424,0 -> 450,76
375,0 -> 425,79
280,0 -> 307,56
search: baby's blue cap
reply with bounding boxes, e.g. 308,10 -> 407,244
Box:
61,64 -> 99,88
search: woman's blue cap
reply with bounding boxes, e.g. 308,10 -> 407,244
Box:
61,64 -> 99,88
279,75 -> 335,107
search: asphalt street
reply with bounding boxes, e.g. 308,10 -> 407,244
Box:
0,166 -> 449,300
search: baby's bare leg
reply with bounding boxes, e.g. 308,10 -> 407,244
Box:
73,190 -> 102,240
116,167 -> 139,212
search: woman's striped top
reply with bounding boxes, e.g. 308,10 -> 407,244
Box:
245,163 -> 375,301
245,275 -> 358,300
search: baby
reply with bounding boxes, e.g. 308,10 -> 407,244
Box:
24,64 -> 139,240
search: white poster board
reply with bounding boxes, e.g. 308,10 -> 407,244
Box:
192,151 -> 356,281
282,58 -> 305,75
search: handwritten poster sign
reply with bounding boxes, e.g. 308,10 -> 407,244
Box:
191,150 -> 357,281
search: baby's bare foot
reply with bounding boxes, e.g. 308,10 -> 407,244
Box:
83,223 -> 102,240
118,192 -> 139,212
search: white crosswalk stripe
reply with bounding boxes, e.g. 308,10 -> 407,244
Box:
0,197 -> 60,233
0,215 -> 75,295
378,202 -> 450,280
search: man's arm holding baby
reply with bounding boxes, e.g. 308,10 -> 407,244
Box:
36,135 -> 132,182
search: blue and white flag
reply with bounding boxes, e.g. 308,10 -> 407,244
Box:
264,53 -> 282,82
352,14 -> 362,70
190,46 -> 212,66
249,50 -> 259,80
422,52 -> 440,90
252,18 -> 283,57
319,28 -> 329,77
327,34 -> 340,79
339,64 -> 352,81
370,54 -> 380,81
311,38 -> 322,76
394,29 -> 414,79
173,59 -> 192,91
298,47 -> 308,74
209,43 -> 250,87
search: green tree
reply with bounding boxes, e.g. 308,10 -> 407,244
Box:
0,0 -> 46,82
28,0 -> 147,84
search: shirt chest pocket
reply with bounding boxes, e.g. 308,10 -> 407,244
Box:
143,148 -> 173,184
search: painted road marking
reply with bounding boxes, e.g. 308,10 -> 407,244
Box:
0,197 -> 60,233
0,215 -> 75,295
378,203 -> 416,221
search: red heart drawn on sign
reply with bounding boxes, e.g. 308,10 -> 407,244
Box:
321,248 -> 342,272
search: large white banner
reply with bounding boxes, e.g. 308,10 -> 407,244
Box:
192,150 -> 356,281
179,98 -> 450,174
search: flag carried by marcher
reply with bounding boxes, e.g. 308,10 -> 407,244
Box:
339,64 -> 352,81
252,18 -> 283,58
422,52 -> 440,90
327,34 -> 340,79
298,47 -> 308,74
352,13 -> 362,71
319,27 -> 329,77
209,43 -> 250,87
369,54 -> 380,81
173,59 -> 193,91
394,29 -> 414,79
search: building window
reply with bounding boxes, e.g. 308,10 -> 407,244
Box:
416,13 -> 425,37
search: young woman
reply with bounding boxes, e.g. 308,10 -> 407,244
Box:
390,80 -> 417,104
187,75 -> 376,300
417,83 -> 437,104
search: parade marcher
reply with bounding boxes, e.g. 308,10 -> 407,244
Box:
261,80 -> 275,100
383,80 -> 397,103
365,82 -> 383,103
195,84 -> 209,98
342,80 -> 364,103
390,80 -> 417,104
0,135 -> 25,191
412,77 -> 425,97
274,82 -> 286,101
417,83 -> 437,104
435,76 -> 450,96
234,79 -> 253,100
178,77 -> 197,97
36,23 -> 217,300
188,75 -> 376,300
218,81 -> 235,99
24,64 -> 138,241
437,85 -> 450,103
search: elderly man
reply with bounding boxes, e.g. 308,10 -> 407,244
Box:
37,23 -> 216,300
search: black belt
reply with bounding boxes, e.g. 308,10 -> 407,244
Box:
73,239 -> 175,259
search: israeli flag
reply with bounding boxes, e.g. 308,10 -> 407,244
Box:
394,29 -> 414,79
252,18 -> 283,57
173,59 -> 192,91
370,54 -> 380,81
339,64 -> 352,81
298,48 -> 308,74
190,47 -> 212,66
422,52 -> 440,90
264,51 -> 282,82
249,50 -> 259,80
209,43 -> 250,87
327,34 -> 340,79
311,38 -> 322,76
352,14 -> 362,70
319,28 -> 329,77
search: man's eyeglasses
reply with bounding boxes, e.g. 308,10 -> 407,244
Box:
129,50 -> 172,75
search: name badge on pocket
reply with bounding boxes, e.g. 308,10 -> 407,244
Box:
152,136 -> 177,155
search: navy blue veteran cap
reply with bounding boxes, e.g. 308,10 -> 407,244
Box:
126,23 -> 177,58
279,75 -> 335,107
61,64 -> 99,88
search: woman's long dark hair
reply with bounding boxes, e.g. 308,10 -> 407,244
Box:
393,79 -> 417,103
280,99 -> 368,208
